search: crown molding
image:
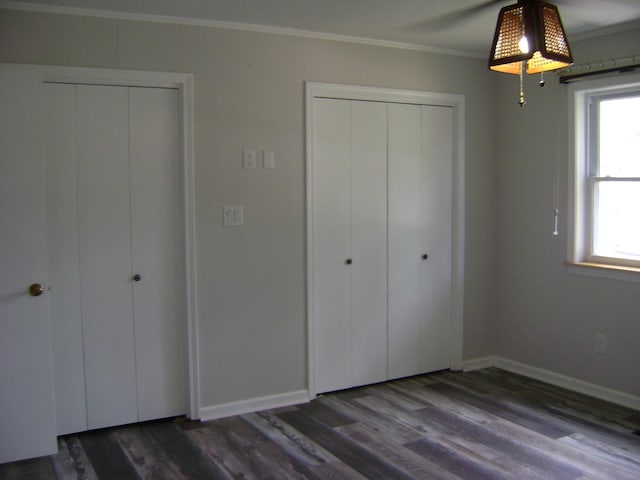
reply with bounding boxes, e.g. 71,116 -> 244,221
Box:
0,1 -> 485,59
570,18 -> 640,42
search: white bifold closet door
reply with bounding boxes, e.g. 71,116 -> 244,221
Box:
387,103 -> 452,379
312,97 -> 452,394
312,99 -> 388,393
45,83 -> 186,435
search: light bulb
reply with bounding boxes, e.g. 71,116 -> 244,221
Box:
518,36 -> 530,54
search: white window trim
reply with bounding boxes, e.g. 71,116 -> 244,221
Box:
567,72 -> 640,283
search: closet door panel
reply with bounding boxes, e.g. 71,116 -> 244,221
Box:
76,85 -> 138,430
44,84 -> 87,435
312,98 -> 352,393
0,65 -> 57,463
387,103 -> 426,379
311,95 -> 454,393
421,106 -> 453,372
350,101 -> 388,386
129,87 -> 186,420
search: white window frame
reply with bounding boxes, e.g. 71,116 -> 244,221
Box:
568,72 -> 640,282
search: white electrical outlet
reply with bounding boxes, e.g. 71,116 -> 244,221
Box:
595,333 -> 607,354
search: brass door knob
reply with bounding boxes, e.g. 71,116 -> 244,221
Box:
29,283 -> 44,297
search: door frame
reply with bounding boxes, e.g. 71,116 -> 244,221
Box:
10,64 -> 201,420
305,82 -> 465,398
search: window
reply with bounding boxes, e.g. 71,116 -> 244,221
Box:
569,73 -> 640,280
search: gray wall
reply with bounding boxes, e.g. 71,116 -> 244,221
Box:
8,8 -> 635,408
494,28 -> 640,397
0,8 -> 496,409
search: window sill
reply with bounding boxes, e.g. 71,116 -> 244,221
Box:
566,262 -> 640,283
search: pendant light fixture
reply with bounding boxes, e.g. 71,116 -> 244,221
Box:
488,0 -> 573,105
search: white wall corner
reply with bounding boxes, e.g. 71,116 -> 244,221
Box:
462,356 -> 500,372
199,390 -> 310,422
462,356 -> 640,411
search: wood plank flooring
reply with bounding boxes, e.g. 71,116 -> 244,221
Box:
2,368 -> 639,479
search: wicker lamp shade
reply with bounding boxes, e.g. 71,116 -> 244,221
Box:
488,0 -> 573,74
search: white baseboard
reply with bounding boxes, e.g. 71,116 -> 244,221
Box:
198,358 -> 639,422
463,356 -> 640,411
199,389 -> 310,422
461,356 -> 498,372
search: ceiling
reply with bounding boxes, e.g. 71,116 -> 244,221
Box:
5,0 -> 640,56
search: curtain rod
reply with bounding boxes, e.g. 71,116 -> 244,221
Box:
557,55 -> 640,84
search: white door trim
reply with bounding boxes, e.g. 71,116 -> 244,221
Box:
4,63 -> 200,420
305,82 -> 465,398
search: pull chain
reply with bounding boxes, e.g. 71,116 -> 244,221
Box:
552,82 -> 561,236
519,61 -> 526,107
539,71 -> 546,87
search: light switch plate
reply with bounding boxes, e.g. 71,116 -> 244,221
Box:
223,206 -> 244,226
263,150 -> 275,169
243,149 -> 257,169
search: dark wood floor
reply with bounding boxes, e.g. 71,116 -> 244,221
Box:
2,368 -> 640,479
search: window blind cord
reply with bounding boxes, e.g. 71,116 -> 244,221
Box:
552,82 -> 561,236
